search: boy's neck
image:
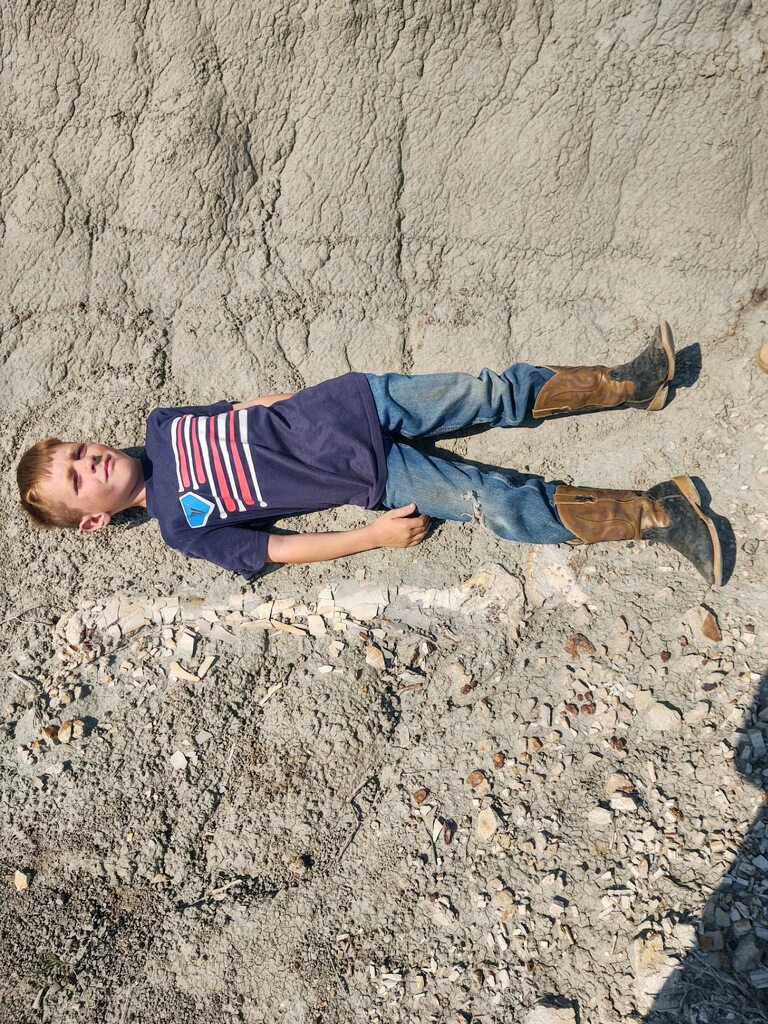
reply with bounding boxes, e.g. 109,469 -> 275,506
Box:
125,454 -> 147,510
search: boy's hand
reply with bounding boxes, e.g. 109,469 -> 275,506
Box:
371,504 -> 431,548
264,504 -> 431,565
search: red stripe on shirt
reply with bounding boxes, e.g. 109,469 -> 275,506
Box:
227,410 -> 254,506
190,416 -> 206,483
209,417 -> 236,513
177,417 -> 191,489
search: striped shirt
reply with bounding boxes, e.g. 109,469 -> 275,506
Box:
143,373 -> 386,576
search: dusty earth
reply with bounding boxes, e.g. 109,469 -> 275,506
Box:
2,2 -> 768,1023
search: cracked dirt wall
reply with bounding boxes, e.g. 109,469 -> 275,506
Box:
2,2 -> 768,1023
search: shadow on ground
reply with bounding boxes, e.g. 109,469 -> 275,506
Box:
646,671 -> 768,1023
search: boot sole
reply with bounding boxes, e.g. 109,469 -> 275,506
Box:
646,322 -> 676,411
671,475 -> 723,587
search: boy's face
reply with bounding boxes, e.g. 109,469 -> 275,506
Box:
42,442 -> 146,530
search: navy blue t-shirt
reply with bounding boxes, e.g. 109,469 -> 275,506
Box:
143,373 -> 387,577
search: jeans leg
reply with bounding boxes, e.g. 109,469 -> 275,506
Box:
366,364 -> 555,438
383,440 -> 573,544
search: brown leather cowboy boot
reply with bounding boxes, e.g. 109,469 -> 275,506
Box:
553,475 -> 722,587
532,322 -> 675,418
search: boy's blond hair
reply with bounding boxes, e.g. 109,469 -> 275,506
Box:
17,438 -> 80,529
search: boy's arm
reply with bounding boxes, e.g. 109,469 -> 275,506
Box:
232,394 -> 294,410
265,504 -> 431,564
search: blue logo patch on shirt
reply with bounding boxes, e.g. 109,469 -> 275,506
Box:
180,492 -> 215,528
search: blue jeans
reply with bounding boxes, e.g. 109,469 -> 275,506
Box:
365,365 -> 574,544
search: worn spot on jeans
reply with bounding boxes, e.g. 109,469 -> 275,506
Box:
463,490 -> 483,523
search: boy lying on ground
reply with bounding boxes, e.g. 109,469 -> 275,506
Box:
17,323 -> 722,587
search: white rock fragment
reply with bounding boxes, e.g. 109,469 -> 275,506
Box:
392,564 -> 524,631
523,545 -> 589,608
408,972 -> 426,994
610,795 -> 639,813
333,579 -> 389,620
197,656 -> 216,679
102,598 -> 120,627
634,688 -> 653,713
119,607 -> 147,635
588,807 -> 613,827
605,773 -> 633,796
477,806 -> 503,841
630,932 -> 678,1011
174,629 -> 197,661
307,614 -> 326,638
525,1006 -> 577,1024
259,683 -> 283,705
169,661 -> 199,682
749,728 -> 767,756
431,897 -> 458,927
397,670 -> 423,688
270,619 -> 307,636
684,702 -> 710,725
170,751 -> 188,771
64,611 -> 85,647
645,701 -> 682,732
209,624 -> 238,644
195,731 -> 212,747
673,923 -> 697,949
365,645 -> 386,671
394,724 -> 410,748
161,604 -> 179,624
13,870 -> 30,891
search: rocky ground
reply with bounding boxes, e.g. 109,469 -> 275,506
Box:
3,547 -> 768,1024
3,2 -> 768,1023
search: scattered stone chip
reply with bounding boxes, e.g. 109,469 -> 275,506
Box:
169,661 -> 199,682
701,609 -> 723,642
563,632 -> 596,658
587,806 -> 612,827
365,645 -> 386,671
525,1006 -> 577,1024
13,870 -> 30,891
197,656 -> 216,679
477,806 -> 502,841
646,701 -> 682,732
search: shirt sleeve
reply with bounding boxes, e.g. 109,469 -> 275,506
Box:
181,523 -> 271,578
152,400 -> 233,418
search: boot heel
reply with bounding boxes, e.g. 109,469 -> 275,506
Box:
672,475 -> 701,508
647,385 -> 668,411
658,322 -> 676,381
669,476 -> 723,587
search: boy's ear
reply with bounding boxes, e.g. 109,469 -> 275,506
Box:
79,512 -> 112,532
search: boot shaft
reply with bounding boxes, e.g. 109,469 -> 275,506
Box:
553,485 -> 670,543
